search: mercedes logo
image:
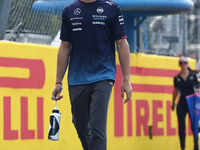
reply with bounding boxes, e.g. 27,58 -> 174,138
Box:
74,8 -> 81,15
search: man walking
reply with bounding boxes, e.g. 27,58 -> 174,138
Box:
52,0 -> 132,149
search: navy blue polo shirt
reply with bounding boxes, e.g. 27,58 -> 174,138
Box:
60,0 -> 127,85
174,72 -> 198,106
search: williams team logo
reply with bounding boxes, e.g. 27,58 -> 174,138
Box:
74,8 -> 81,15
97,7 -> 104,14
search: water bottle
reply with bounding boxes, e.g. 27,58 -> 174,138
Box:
48,101 -> 61,141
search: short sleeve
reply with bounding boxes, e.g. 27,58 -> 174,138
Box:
60,8 -> 71,42
111,6 -> 127,41
174,77 -> 178,89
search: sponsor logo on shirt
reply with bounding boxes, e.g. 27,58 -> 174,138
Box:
119,18 -> 124,22
92,22 -> 105,25
189,76 -> 194,80
93,15 -> 107,18
72,22 -> 82,26
70,17 -> 83,21
92,15 -> 107,21
177,78 -> 181,82
73,28 -> 82,31
74,8 -> 81,15
118,15 -> 125,25
97,7 -> 104,14
94,17 -> 105,20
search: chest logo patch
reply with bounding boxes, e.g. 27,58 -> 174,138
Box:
177,78 -> 181,82
74,8 -> 81,15
97,7 -> 104,14
189,76 -> 194,80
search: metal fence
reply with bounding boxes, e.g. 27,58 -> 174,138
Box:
0,0 -> 199,58
1,0 -> 62,45
141,14 -> 187,56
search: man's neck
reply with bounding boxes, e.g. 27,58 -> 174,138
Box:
82,0 -> 97,3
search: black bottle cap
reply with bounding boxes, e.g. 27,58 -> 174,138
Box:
52,108 -> 59,113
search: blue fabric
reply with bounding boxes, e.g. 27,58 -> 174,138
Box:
60,0 -> 127,85
186,91 -> 200,141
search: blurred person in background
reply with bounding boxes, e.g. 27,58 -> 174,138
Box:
171,56 -> 199,150
188,51 -> 199,70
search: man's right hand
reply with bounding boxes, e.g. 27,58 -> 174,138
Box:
52,84 -> 63,100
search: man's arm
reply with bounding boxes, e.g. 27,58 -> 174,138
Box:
52,41 -> 71,100
116,38 -> 132,103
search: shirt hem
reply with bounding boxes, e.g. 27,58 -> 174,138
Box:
68,77 -> 115,86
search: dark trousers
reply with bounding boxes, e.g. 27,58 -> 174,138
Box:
177,103 -> 198,150
68,80 -> 114,150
